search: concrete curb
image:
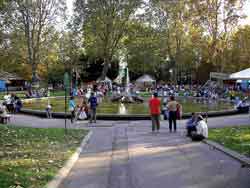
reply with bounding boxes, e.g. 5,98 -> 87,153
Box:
20,96 -> 244,120
203,139 -> 250,168
45,131 -> 93,188
20,108 -> 245,120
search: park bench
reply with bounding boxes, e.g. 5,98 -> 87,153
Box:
0,114 -> 11,124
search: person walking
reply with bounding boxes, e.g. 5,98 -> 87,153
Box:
69,96 -> 76,123
149,92 -> 161,133
167,96 -> 179,132
88,92 -> 98,123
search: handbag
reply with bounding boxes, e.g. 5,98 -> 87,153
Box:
79,111 -> 87,120
176,104 -> 182,120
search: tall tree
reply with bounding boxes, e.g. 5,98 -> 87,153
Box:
190,0 -> 247,71
3,0 -> 66,83
74,0 -> 143,79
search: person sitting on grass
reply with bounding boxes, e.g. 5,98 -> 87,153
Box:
186,112 -> 197,137
190,115 -> 208,141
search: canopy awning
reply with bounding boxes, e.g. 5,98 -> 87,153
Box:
0,71 -> 24,81
135,74 -> 156,83
96,76 -> 112,83
229,68 -> 250,80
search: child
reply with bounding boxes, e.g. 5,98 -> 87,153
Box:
162,103 -> 168,120
69,96 -> 76,123
176,103 -> 182,120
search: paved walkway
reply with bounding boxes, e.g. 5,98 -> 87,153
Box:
6,114 -> 250,188
9,113 -> 250,129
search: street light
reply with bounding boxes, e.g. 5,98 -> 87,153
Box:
169,69 -> 173,84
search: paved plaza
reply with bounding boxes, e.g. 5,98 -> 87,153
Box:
8,115 -> 250,188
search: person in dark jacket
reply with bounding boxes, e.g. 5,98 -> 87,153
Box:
88,92 -> 98,123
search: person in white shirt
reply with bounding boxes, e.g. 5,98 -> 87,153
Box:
191,115 -> 208,141
46,104 -> 52,118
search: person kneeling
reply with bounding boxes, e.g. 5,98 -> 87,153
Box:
186,112 -> 197,137
190,115 -> 208,141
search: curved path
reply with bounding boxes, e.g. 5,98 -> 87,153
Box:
6,114 -> 250,188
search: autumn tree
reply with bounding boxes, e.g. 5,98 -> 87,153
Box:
190,0 -> 247,71
2,0 -> 66,83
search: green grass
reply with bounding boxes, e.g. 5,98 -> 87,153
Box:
138,92 -> 152,97
209,127 -> 250,157
0,90 -> 65,100
49,90 -> 65,97
0,125 -> 88,188
0,91 -> 27,100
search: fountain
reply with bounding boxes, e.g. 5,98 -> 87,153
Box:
111,51 -> 143,103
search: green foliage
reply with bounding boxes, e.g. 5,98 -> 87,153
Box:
0,125 -> 88,188
1,0 -> 250,83
74,0 -> 143,78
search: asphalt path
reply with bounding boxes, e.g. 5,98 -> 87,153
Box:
5,114 -> 250,188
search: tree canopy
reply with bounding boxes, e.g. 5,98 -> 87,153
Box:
0,0 -> 249,84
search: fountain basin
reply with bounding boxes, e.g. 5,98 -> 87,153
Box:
19,96 -> 243,120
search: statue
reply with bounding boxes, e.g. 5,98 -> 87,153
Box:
112,50 -> 143,103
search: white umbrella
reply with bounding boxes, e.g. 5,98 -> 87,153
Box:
136,74 -> 155,83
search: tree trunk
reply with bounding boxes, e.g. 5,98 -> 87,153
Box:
31,63 -> 38,83
100,58 -> 110,80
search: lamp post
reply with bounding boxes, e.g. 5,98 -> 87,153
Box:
6,80 -> 10,95
169,69 -> 173,84
64,56 -> 70,133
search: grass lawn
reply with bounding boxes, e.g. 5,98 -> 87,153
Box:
0,125 -> 88,188
0,91 -> 27,100
209,127 -> 250,157
0,90 -> 65,100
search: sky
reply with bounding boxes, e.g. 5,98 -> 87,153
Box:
65,0 -> 250,25
66,0 -> 74,17
240,1 -> 250,25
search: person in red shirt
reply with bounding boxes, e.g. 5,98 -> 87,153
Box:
149,92 -> 161,132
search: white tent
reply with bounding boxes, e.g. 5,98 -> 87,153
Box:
229,68 -> 250,80
135,74 -> 156,83
96,76 -> 112,83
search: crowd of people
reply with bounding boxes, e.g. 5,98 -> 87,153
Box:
2,80 -> 247,140
0,93 -> 23,123
66,88 -> 99,124
2,93 -> 23,114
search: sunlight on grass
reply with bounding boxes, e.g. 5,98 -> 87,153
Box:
0,125 -> 88,188
209,127 -> 250,157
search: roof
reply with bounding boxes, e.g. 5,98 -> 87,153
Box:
135,74 -> 156,83
230,68 -> 250,80
96,76 -> 112,83
0,71 -> 24,81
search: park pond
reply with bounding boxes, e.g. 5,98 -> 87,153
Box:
22,96 -> 234,115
